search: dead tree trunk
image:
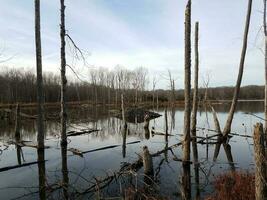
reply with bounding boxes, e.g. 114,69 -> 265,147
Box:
222,0 -> 252,137
121,94 -> 127,129
191,22 -> 199,164
165,109 -> 168,142
60,0 -> 67,146
253,123 -> 267,200
37,149 -> 46,200
212,0 -> 253,161
183,0 -> 191,163
191,22 -> 200,199
15,103 -> 21,140
263,0 -> 267,140
15,104 -> 22,166
35,0 -> 45,149
181,1 -> 192,199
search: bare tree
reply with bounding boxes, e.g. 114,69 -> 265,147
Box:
183,0 -> 192,163
191,22 -> 199,163
213,0 -> 253,161
60,0 -> 67,145
152,76 -> 157,108
167,70 -> 176,107
263,0 -> 267,137
35,0 -> 45,149
202,72 -> 210,103
222,0 -> 252,136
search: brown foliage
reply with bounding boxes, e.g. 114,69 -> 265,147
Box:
206,171 -> 255,200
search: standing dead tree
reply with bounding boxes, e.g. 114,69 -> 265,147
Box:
35,0 -> 45,149
152,76 -> 157,109
213,0 -> 253,161
183,0 -> 192,163
191,21 -> 199,164
60,0 -> 67,146
167,70 -> 176,107
263,0 -> 267,139
191,22 -> 200,200
181,1 -> 192,199
222,0 -> 252,136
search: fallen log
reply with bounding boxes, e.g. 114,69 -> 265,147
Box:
67,129 -> 99,137
8,141 -> 50,149
82,141 -> 140,154
152,131 -> 174,137
2,108 -> 37,119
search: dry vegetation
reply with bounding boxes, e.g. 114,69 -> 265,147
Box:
206,171 -> 255,200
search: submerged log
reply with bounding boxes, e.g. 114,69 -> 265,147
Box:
82,141 -> 140,154
67,129 -> 99,137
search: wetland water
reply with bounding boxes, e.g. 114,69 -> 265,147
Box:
0,102 -> 263,199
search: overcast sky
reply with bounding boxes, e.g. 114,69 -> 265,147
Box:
0,0 -> 264,89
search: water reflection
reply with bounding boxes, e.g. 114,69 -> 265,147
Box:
122,126 -> 127,158
0,102 -> 262,199
37,149 -> 46,200
181,162 -> 191,200
61,144 -> 69,199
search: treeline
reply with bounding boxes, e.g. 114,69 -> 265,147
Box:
0,67 -> 150,104
0,68 -> 264,104
175,85 -> 264,101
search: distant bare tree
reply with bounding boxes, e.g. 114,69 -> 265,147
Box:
167,70 -> 176,107
152,76 -> 157,108
202,72 -> 210,103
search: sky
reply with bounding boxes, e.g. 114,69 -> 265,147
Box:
0,0 -> 264,89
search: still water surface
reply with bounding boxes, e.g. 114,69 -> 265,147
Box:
0,102 -> 263,199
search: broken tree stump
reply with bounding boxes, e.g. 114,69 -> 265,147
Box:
143,146 -> 154,185
253,123 -> 267,200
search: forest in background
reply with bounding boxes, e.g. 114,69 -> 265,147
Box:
0,67 -> 264,104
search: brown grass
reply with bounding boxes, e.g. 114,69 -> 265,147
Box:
205,171 -> 255,200
124,187 -> 169,200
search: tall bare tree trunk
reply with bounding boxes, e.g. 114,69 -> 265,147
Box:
212,0 -> 252,162
191,22 -> 199,163
222,0 -> 252,136
183,0 -> 191,163
263,0 -> 267,138
191,21 -> 200,200
181,1 -> 192,199
60,0 -> 67,145
35,0 -> 45,149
